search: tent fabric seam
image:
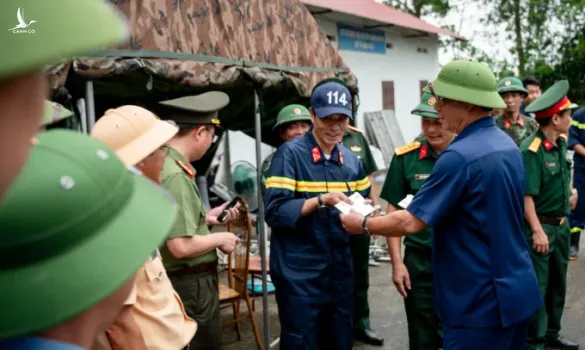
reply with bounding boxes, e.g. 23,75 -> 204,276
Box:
88,50 -> 350,73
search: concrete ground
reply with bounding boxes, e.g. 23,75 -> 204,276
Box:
221,239 -> 585,350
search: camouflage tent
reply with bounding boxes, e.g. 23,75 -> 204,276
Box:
51,0 -> 357,148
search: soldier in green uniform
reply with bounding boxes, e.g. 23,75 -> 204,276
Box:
521,80 -> 579,350
156,92 -> 241,350
380,89 -> 454,350
260,104 -> 312,195
496,77 -> 539,146
0,0 -> 129,201
342,124 -> 384,346
0,129 -> 178,348
40,100 -> 74,130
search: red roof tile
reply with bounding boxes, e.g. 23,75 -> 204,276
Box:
301,0 -> 465,40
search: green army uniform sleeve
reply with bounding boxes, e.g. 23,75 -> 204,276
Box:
342,130 -> 378,175
162,173 -> 207,238
380,154 -> 408,207
361,138 -> 378,175
521,138 -> 542,196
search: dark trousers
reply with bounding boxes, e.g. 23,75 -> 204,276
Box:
404,247 -> 442,350
443,319 -> 529,350
275,290 -> 353,350
526,222 -> 570,350
350,234 -> 371,331
169,270 -> 221,350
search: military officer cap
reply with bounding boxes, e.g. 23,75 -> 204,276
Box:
497,77 -> 528,96
412,87 -> 439,119
273,104 -> 312,131
525,80 -> 578,119
0,130 -> 178,339
42,100 -> 73,127
91,105 -> 179,166
0,0 -> 129,80
429,60 -> 506,109
157,91 -> 230,128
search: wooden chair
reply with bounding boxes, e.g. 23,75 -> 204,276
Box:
219,199 -> 262,349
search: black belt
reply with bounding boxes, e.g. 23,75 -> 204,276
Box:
537,215 -> 566,226
167,262 -> 217,278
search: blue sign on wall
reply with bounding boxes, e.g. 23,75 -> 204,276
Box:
337,24 -> 386,54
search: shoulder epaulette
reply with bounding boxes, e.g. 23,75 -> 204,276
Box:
395,141 -> 421,156
348,125 -> 365,133
528,137 -> 542,153
175,159 -> 195,179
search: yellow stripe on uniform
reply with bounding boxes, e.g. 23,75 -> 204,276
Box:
571,227 -> 582,234
265,177 -> 372,193
571,120 -> 585,129
265,176 -> 296,191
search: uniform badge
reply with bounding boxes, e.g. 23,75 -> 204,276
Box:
338,150 -> 344,165
505,80 -> 511,86
504,118 -> 511,129
294,108 -> 301,115
312,146 -> 321,163
543,139 -> 553,151
428,97 -> 436,106
545,162 -> 556,168
419,144 -> 428,160
175,160 -> 195,179
415,174 -> 430,180
350,145 -> 362,152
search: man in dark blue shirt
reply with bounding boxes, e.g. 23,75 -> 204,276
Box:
568,107 -> 585,260
341,60 -> 542,350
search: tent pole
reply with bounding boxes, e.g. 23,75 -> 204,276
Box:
254,88 -> 271,349
85,81 -> 96,133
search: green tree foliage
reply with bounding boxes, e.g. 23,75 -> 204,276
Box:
384,0 -> 450,18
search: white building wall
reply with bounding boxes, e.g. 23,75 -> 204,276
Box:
224,14 -> 441,172
314,16 -> 440,144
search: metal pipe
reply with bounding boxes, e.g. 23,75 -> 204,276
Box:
254,88 -> 271,350
85,81 -> 96,133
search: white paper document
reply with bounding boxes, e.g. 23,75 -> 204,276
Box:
334,192 -> 375,217
398,194 -> 414,209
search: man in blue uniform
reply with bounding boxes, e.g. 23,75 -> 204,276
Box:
568,108 -> 585,260
340,60 -> 542,350
264,81 -> 371,350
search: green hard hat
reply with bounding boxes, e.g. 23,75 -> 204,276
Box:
42,100 -> 73,126
272,104 -> 312,131
497,77 -> 528,96
431,60 -> 506,109
525,80 -> 578,118
411,92 -> 439,119
0,129 -> 178,339
0,0 -> 130,80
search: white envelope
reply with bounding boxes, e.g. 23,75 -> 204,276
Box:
398,194 -> 414,209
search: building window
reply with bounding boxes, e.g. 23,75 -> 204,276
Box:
382,81 -> 395,110
419,80 -> 429,98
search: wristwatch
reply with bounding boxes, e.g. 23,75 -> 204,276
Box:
362,217 -> 371,236
317,194 -> 327,209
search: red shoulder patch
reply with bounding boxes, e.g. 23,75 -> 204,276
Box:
419,144 -> 428,160
175,160 -> 195,179
312,146 -> 321,163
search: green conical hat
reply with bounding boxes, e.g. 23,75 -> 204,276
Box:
431,60 -> 506,109
497,77 -> 528,95
272,104 -> 312,131
411,92 -> 439,119
42,100 -> 73,126
0,129 -> 178,339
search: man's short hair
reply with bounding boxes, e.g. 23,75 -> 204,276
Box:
522,76 -> 540,88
